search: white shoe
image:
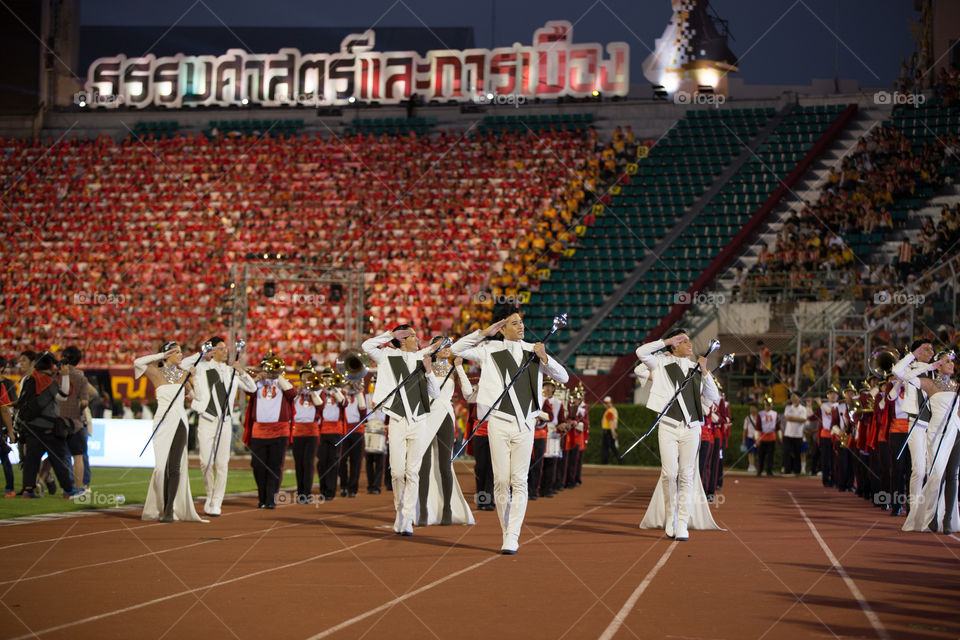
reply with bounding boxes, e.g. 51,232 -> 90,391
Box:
747,466 -> 757,473
675,522 -> 689,541
665,519 -> 675,539
500,533 -> 519,555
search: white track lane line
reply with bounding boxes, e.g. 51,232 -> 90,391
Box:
0,504 -> 392,586
0,490 -> 318,549
596,541 -> 678,640
7,482 -> 636,639
307,485 -> 638,640
7,535 -> 390,640
788,492 -> 891,640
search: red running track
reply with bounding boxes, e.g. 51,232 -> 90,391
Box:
0,465 -> 957,639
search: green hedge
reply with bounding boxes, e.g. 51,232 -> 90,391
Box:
585,404 -> 790,470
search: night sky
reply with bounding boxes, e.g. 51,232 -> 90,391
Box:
79,0 -> 919,89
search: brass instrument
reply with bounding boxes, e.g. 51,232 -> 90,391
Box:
336,349 -> 369,382
260,353 -> 285,379
868,346 -> 901,378
300,366 -> 323,391
844,398 -> 863,447
319,367 -> 344,389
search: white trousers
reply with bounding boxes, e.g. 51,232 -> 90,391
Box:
197,414 -> 231,514
487,414 -> 535,543
388,416 -> 426,533
657,422 -> 700,528
907,423 -> 928,508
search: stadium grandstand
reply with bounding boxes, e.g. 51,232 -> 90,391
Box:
3,2 -> 960,639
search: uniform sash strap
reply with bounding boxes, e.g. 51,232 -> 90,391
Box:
387,355 -> 429,418
205,368 -> 228,418
490,349 -> 541,419
918,389 -> 931,422
664,362 -> 703,424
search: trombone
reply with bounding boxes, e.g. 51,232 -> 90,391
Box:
335,349 -> 369,382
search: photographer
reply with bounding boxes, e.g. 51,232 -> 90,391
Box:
59,346 -> 93,493
0,357 -> 18,497
15,352 -> 80,498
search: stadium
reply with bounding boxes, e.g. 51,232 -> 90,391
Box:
0,0 -> 958,638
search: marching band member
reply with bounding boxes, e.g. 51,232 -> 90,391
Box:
854,379 -> 877,501
418,338 -> 474,526
242,354 -> 295,509
556,392 -> 576,494
362,324 -> 440,536
466,388 -> 495,510
836,383 -> 858,492
636,330 -> 720,541
852,381 -> 875,501
135,342 -> 204,522
572,388 -> 589,487
816,385 -> 842,489
884,379 -> 910,510
316,369 -> 347,501
452,307 -> 568,554
714,380 -> 732,490
364,383 -> 388,495
184,337 -> 256,517
871,374 -> 895,508
698,395 -> 716,492
292,364 -> 323,503
339,384 -> 367,498
562,384 -> 585,489
539,379 -> 564,498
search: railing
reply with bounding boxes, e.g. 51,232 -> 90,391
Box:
862,254 -> 959,334
733,270 -> 858,303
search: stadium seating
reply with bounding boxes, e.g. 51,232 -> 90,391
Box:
523,107 -> 779,355
0,127 -> 593,367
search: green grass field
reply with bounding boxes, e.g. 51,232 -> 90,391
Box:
0,466 -> 265,519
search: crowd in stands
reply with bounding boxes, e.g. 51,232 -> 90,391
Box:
737,123 -> 956,304
1,126 -> 595,367
735,68 -> 959,310
455,124 -> 635,332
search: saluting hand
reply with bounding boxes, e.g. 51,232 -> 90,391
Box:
480,318 -> 508,338
392,328 -> 413,341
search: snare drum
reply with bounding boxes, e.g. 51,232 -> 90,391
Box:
364,426 -> 387,454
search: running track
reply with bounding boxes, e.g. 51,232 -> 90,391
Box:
0,465 -> 957,639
